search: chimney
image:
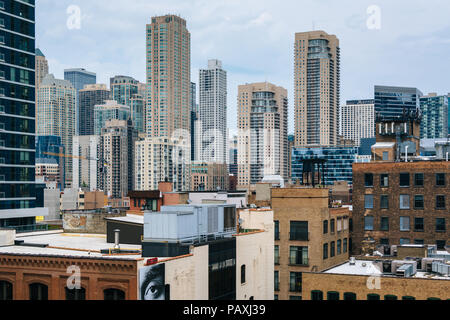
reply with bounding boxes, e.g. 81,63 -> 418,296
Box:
114,229 -> 120,250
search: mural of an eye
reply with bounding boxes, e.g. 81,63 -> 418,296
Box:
140,263 -> 166,300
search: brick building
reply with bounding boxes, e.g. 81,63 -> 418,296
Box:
352,160 -> 450,254
271,188 -> 351,300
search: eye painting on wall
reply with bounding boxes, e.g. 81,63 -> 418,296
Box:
139,263 -> 169,300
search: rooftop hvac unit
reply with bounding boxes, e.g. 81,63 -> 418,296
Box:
422,258 -> 445,273
392,260 -> 417,275
396,264 -> 414,277
349,257 -> 356,265
432,262 -> 450,276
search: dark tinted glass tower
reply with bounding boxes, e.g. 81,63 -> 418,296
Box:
374,86 -> 423,118
0,0 -> 47,227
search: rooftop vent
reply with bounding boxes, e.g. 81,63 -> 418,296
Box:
349,257 -> 356,265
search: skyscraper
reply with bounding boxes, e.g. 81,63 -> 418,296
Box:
0,0 -> 48,228
190,82 -> 200,161
294,31 -> 340,147
374,85 -> 422,118
419,93 -> 449,139
35,48 -> 48,118
72,135 -> 100,191
79,84 -> 110,136
339,100 -> 375,146
146,15 -> 191,139
199,59 -> 227,164
110,75 -> 139,106
64,68 -> 96,135
37,74 -> 76,188
237,82 -> 288,187
93,100 -> 131,135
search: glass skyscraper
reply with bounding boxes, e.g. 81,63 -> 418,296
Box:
0,0 -> 47,228
419,93 -> 449,139
374,85 -> 423,119
291,146 -> 358,185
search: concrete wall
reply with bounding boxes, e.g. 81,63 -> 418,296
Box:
44,188 -> 61,220
0,229 -> 16,247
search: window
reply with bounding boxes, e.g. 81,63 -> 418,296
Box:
367,294 -> 380,300
274,246 -> 279,265
414,218 -> 424,232
29,283 -> 48,300
0,281 -> 13,300
427,297 -> 441,301
380,195 -> 389,209
436,173 -> 446,186
364,195 -> 374,209
274,271 -> 279,291
436,218 -> 446,232
384,295 -> 397,300
337,240 -> 342,255
289,272 -> 302,292
65,287 -> 86,300
337,218 -> 342,232
349,218 -> 353,232
382,151 -> 389,161
344,292 -> 356,300
274,221 -> 279,240
311,290 -> 323,300
436,195 -> 446,209
400,238 -> 410,245
241,265 -> 246,284
290,221 -> 308,241
323,243 -> 328,259
327,291 -> 339,300
289,246 -> 308,265
400,217 -> 410,231
414,195 -> 424,209
436,240 -> 446,250
380,217 -> 389,231
414,239 -> 424,245
104,289 -> 125,300
400,173 -> 410,187
365,173 -> 373,187
274,295 -> 278,300
414,173 -> 424,187
289,296 -> 302,300
330,241 -> 335,257
323,220 -> 328,234
330,219 -> 335,233
380,174 -> 389,187
343,238 -> 348,253
402,296 -> 415,300
400,195 -> 410,209
364,216 -> 374,231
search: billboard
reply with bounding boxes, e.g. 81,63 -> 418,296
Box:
139,263 -> 169,300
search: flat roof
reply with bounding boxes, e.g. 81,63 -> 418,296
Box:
0,231 -> 143,260
105,214 -> 144,225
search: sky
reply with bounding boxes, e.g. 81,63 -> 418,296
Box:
36,0 -> 450,136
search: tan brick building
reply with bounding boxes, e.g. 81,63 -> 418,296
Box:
352,161 -> 450,255
271,188 -> 351,300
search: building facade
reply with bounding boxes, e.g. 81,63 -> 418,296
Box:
35,135 -> 65,189
352,161 -> 450,255
294,31 -> 340,147
190,162 -> 229,191
37,74 -> 76,188
79,84 -> 110,136
93,100 -> 130,135
374,85 -> 422,119
134,137 -> 190,192
339,100 -> 375,146
237,82 -> 288,187
34,48 -> 48,118
419,93 -> 449,139
72,135 -> 100,191
271,188 -> 351,300
199,59 -> 227,164
146,15 -> 191,139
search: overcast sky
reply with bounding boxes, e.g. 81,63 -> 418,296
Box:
36,0 -> 450,135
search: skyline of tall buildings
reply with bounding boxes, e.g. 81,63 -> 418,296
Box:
339,99 -> 375,146
79,84 -> 110,136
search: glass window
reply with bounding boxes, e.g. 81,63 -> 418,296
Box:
380,238 -> 389,245
274,220 -> 279,240
344,292 -> 356,300
400,195 -> 410,209
65,287 -> 86,300
289,272 -> 302,292
104,289 -> 125,300
343,238 -> 348,253
330,241 -> 335,257
414,195 -> 424,209
365,195 -> 374,209
330,219 -> 335,233
337,240 -> 342,255
414,173 -> 424,186
365,216 -> 374,231
380,174 -> 389,187
436,240 -> 446,250
323,243 -> 328,259
289,246 -> 308,266
290,221 -> 308,241
436,173 -> 446,186
382,151 -> 389,161
400,238 -> 410,245
400,217 -> 410,231
414,239 -> 424,245
311,290 -> 323,300
0,281 -> 13,300
400,173 -> 410,187
29,283 -> 48,300
327,291 -> 339,300
241,265 -> 246,284
380,217 -> 389,231
380,195 -> 389,209
436,218 -> 446,232
436,196 -> 446,209
367,294 -> 380,300
274,271 -> 279,291
414,218 -> 424,232
384,295 -> 397,300
323,220 -> 328,234
274,246 -> 279,265
365,173 -> 373,187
